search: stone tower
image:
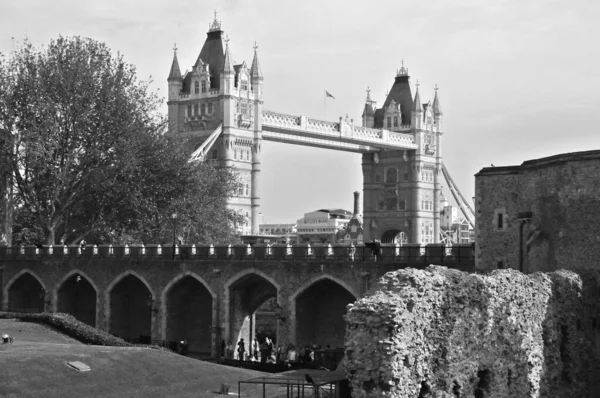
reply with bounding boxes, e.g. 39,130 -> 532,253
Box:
361,64 -> 443,244
167,13 -> 263,235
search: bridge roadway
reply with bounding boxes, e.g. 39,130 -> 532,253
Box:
261,110 -> 418,153
0,244 -> 473,357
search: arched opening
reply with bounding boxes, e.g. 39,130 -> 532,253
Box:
228,273 -> 278,360
57,273 -> 97,327
8,272 -> 45,313
381,229 -> 408,245
295,279 -> 356,349
166,276 -> 213,355
109,275 -> 152,343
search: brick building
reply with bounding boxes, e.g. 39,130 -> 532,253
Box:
475,150 -> 600,272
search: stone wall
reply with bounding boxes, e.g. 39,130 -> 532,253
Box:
475,150 -> 600,272
344,266 -> 600,397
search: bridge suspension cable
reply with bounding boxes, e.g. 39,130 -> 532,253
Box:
441,163 -> 475,229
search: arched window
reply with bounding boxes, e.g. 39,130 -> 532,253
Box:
194,81 -> 199,94
201,80 -> 207,93
393,116 -> 398,127
386,167 -> 397,183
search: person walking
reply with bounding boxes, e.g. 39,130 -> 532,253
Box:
237,338 -> 246,361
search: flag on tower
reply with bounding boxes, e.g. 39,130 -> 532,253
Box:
325,90 -> 335,99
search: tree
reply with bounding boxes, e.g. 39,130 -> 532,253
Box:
0,36 -> 239,245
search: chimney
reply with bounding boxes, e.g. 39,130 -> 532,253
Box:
353,191 -> 360,217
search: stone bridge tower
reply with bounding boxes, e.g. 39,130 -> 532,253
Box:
361,65 -> 443,244
167,13 -> 263,235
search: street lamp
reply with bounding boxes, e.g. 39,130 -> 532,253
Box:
172,213 -> 178,260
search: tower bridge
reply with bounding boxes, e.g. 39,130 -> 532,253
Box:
167,14 -> 474,244
0,14 -> 476,359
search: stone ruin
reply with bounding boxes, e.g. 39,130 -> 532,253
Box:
344,266 -> 600,397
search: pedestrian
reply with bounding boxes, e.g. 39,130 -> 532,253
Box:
237,338 -> 245,361
252,338 -> 259,361
226,340 -> 233,359
348,243 -> 356,261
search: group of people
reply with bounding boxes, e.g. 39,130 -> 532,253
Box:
223,338 -> 331,368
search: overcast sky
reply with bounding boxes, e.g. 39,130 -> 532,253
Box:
1,0 -> 598,224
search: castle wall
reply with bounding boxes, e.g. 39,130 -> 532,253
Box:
475,150 -> 600,272
344,266 -> 600,397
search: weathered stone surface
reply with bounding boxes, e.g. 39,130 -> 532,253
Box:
344,265 -> 600,397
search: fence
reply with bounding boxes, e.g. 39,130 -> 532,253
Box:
0,243 -> 474,266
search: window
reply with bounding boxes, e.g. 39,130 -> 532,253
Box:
234,150 -> 238,160
241,80 -> 248,91
211,150 -> 217,160
393,116 -> 398,127
421,221 -> 434,243
240,101 -> 249,115
187,104 -> 192,117
245,151 -> 250,161
386,168 -> 397,183
208,102 -> 213,113
193,103 -> 198,116
245,184 -> 249,197
421,200 -> 433,211
200,103 -> 204,115
387,117 -> 392,128
201,80 -> 207,93
238,184 -> 243,196
422,170 -> 434,183
497,213 -> 504,229
204,103 -> 208,115
194,81 -> 199,94
375,174 -> 381,183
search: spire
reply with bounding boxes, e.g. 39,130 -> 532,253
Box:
250,41 -> 263,81
432,84 -> 443,115
209,10 -> 222,32
168,43 -> 182,81
222,35 -> 234,75
412,80 -> 422,112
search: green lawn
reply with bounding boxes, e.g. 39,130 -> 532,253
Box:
0,319 -> 284,397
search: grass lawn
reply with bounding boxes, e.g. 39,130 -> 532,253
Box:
0,319 -> 287,397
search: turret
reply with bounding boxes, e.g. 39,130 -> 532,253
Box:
220,38 -> 235,94
167,44 -> 183,101
411,81 -> 423,130
432,84 -> 443,132
250,42 -> 263,97
361,87 -> 375,128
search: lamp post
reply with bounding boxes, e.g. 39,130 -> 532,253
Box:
172,213 -> 178,260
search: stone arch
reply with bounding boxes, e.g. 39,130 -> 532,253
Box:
290,275 -> 358,349
161,271 -> 216,354
3,269 -> 47,312
54,270 -> 99,328
224,269 -> 281,356
381,229 -> 408,244
106,270 -> 155,343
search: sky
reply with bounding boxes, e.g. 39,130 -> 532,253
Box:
1,0 -> 599,224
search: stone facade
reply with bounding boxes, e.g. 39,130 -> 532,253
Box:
167,14 -> 263,234
475,150 -> 600,272
361,73 -> 444,244
344,265 -> 600,397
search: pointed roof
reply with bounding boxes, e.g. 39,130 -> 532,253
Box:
432,85 -> 443,115
378,66 -> 413,126
168,45 -> 182,81
194,19 -> 226,90
362,102 -> 375,117
222,39 -> 234,75
412,82 -> 422,112
250,42 -> 263,81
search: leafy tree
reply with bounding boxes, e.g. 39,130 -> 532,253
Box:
0,36 -> 239,245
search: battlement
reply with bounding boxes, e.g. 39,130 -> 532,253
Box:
0,243 -> 474,266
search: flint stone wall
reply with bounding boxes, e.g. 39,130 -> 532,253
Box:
344,265 -> 600,397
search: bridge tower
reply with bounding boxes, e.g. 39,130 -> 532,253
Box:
361,65 -> 443,244
167,13 -> 263,234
